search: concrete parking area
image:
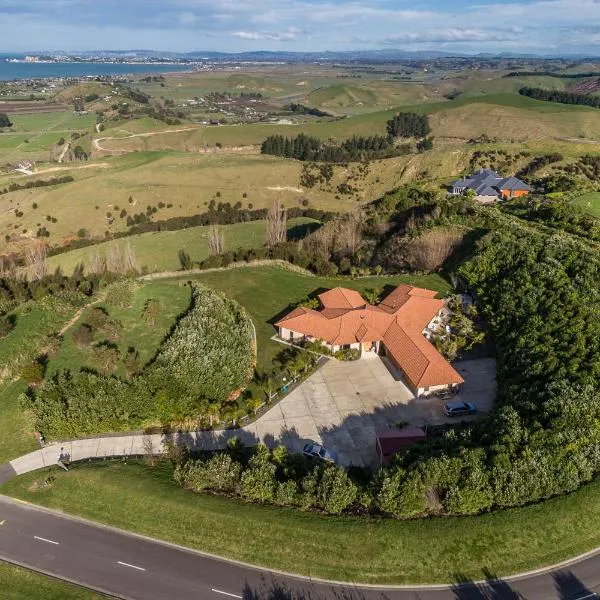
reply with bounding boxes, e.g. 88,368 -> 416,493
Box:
252,355 -> 497,469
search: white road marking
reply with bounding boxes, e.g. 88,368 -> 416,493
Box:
573,594 -> 598,600
117,561 -> 146,572
0,520 -> 5,526
211,588 -> 242,599
34,535 -> 59,545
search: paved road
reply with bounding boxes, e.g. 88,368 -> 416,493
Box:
0,496 -> 599,600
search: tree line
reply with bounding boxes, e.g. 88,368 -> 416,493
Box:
505,71 -> 599,79
283,103 -> 332,118
261,113 -> 432,163
519,86 -> 600,109
260,133 -> 407,163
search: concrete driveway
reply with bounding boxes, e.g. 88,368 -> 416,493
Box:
251,356 -> 497,469
6,357 -> 496,478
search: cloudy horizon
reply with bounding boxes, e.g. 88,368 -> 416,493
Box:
1,0 -> 600,56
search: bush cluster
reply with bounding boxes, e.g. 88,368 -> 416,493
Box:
23,285 -> 255,437
174,444 -> 358,515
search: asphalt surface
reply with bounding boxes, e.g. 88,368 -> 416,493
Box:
0,495 -> 599,600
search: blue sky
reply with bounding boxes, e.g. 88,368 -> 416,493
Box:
1,0 -> 600,55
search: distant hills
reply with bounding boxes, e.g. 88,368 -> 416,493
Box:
8,49 -> 600,61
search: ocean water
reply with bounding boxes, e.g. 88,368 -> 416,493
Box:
0,55 -> 197,81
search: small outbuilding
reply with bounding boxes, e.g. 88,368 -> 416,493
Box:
375,427 -> 427,465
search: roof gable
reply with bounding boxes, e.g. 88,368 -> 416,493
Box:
318,287 -> 366,310
275,284 -> 464,389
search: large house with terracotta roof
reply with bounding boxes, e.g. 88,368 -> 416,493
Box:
274,285 -> 464,397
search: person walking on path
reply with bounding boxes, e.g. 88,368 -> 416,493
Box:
56,447 -> 69,472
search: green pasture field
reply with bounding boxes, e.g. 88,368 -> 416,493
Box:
9,111 -> 96,133
47,217 -> 319,275
574,191 -> 600,217
46,282 -> 192,380
6,459 -> 600,585
163,265 -> 451,373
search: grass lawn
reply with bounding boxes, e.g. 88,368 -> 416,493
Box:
5,459 -> 600,585
47,217 -> 319,275
0,380 -> 37,464
0,561 -> 104,600
163,265 -> 452,374
46,282 -> 192,380
574,191 -> 600,218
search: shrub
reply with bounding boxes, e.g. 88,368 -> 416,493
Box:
142,299 -> 162,325
149,285 -> 254,403
123,347 -> 140,376
334,348 -> 360,361
91,343 -> 120,375
274,480 -> 299,506
180,454 -> 242,494
104,281 -> 135,308
0,315 -> 14,338
86,307 -> 109,330
20,361 -> 44,384
72,324 -> 93,348
240,446 -> 277,503
315,465 -> 358,514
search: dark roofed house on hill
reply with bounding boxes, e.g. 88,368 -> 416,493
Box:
450,168 -> 531,203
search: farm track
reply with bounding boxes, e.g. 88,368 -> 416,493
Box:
0,102 -> 70,115
92,127 -> 260,156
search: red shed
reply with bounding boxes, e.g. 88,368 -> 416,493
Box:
376,427 -> 426,465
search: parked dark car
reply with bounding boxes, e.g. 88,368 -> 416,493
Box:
303,442 -> 337,463
444,401 -> 477,417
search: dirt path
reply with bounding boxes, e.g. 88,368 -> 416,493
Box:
92,127 -> 199,153
58,293 -> 107,337
57,141 -> 71,163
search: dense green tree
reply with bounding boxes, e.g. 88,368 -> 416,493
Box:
0,113 -> 13,128
386,112 -> 431,138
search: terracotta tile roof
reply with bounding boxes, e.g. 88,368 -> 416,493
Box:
383,319 -> 464,389
274,285 -> 464,389
318,287 -> 366,309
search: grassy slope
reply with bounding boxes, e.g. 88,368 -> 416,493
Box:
47,217 -> 319,275
0,111 -> 96,162
0,562 -> 104,600
0,152 -> 353,246
96,93 -> 600,149
164,265 -> 451,373
5,460 -> 600,585
0,380 -> 37,464
46,282 -> 192,380
0,295 -> 89,463
574,191 -> 600,217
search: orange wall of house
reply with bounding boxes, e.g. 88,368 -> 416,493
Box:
501,189 -> 529,199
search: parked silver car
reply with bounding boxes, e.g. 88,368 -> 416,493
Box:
303,443 -> 337,463
444,401 -> 477,417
